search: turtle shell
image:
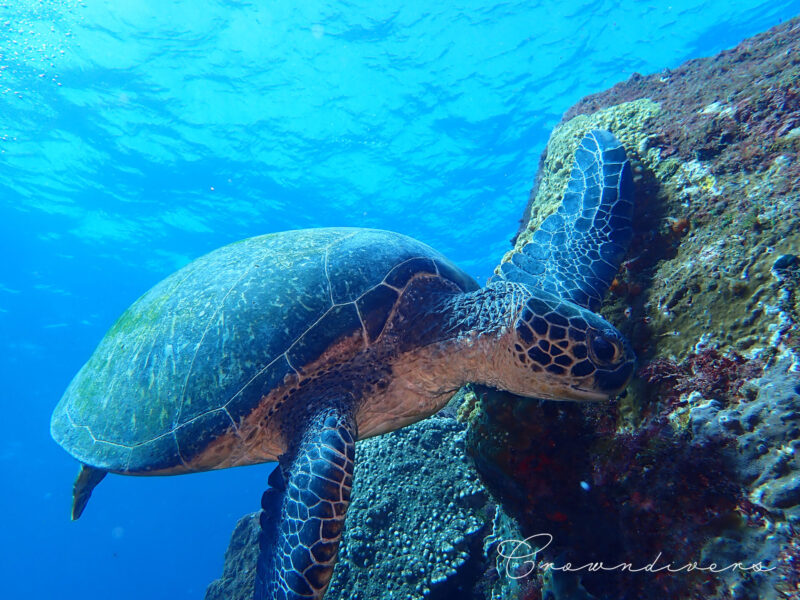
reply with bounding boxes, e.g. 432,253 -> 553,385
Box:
50,228 -> 477,474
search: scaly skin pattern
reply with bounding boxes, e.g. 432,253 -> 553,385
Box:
50,229 -> 478,475
257,406 -> 356,600
247,278 -> 634,600
509,285 -> 634,396
388,278 -> 634,405
496,130 -> 634,311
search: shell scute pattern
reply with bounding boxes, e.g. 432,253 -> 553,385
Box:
383,257 -> 438,289
286,303 -> 364,373
51,228 -> 475,474
355,285 -> 399,344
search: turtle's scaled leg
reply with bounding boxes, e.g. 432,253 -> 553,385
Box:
495,129 -> 634,310
71,463 -> 107,520
255,404 -> 356,600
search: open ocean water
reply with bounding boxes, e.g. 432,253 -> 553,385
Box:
2,1 -> 800,598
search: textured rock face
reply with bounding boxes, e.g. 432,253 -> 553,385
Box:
690,351 -> 800,517
472,15 -> 800,600
507,16 -> 800,363
586,25 -> 796,362
206,514 -> 261,600
208,17 -> 800,600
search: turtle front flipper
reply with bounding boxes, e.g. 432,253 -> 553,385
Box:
256,405 -> 356,600
497,129 -> 634,310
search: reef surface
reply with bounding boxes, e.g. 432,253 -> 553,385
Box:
207,16 -> 800,600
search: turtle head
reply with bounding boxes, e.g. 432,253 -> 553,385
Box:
499,290 -> 635,402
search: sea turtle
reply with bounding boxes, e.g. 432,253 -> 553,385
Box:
51,129 -> 636,600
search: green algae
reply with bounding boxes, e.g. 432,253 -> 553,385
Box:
611,152 -> 800,362
468,69 -> 800,599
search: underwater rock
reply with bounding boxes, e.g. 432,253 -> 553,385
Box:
689,350 -> 800,518
473,14 -> 800,600
506,18 -> 800,364
464,384 -> 746,600
206,514 -> 261,600
206,411 -> 527,600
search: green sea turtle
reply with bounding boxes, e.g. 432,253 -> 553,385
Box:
51,129 -> 636,600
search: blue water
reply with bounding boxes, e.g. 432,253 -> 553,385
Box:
2,1 -> 799,598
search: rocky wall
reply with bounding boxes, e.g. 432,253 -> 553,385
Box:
478,14 -> 800,600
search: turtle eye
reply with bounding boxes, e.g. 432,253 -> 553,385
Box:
589,332 -> 622,365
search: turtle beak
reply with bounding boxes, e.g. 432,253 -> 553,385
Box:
565,386 -> 610,402
595,362 -> 635,397
524,382 -> 608,403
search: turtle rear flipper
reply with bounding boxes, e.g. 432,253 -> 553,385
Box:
256,404 -> 356,600
71,464 -> 107,520
497,129 -> 634,310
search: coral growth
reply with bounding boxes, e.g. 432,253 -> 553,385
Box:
776,527 -> 800,599
470,17 -> 800,597
465,386 -> 742,600
639,348 -> 764,404
536,19 -> 800,364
